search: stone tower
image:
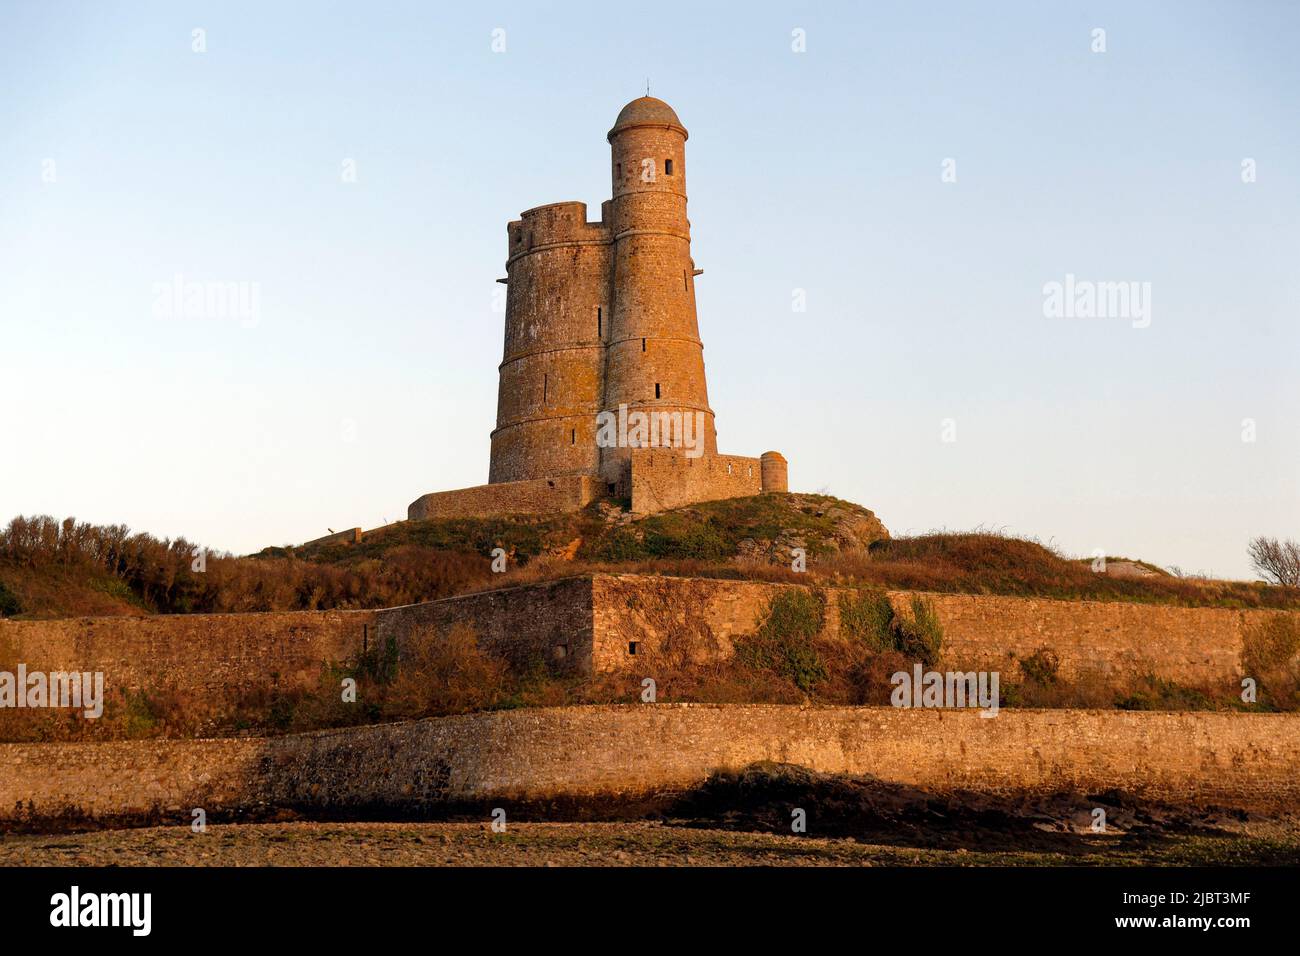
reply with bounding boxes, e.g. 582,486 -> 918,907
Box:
410,96 -> 786,523
598,97 -> 717,485
488,198 -> 611,484
488,97 -> 720,489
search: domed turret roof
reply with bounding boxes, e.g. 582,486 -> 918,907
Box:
608,96 -> 688,140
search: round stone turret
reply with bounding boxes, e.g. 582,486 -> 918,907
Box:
760,451 -> 788,493
599,96 -> 717,486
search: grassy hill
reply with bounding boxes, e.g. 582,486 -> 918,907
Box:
2,495 -> 1297,620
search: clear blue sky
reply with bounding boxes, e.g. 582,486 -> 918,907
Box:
2,0 -> 1297,579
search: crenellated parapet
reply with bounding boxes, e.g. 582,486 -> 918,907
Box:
506,202 -> 612,262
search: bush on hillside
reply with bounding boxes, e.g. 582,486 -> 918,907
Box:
0,580 -> 21,617
737,589 -> 828,693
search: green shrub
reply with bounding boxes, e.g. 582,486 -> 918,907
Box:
644,523 -> 728,561
353,635 -> 399,685
122,690 -> 163,737
1019,647 -> 1060,685
585,528 -> 649,562
738,589 -> 828,692
891,595 -> 943,667
0,580 -> 21,618
838,589 -> 895,651
267,692 -> 297,731
1116,675 -> 1213,711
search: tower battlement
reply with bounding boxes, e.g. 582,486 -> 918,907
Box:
506,202 -> 611,257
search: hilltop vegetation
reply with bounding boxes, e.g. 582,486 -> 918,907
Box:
1,495 -> 1297,620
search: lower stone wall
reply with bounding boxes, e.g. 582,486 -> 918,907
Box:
3,705 -> 1297,824
407,475 -> 600,521
628,449 -> 762,515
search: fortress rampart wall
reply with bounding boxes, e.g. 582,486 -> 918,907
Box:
374,577 -> 593,673
408,475 -> 600,521
5,575 -> 1291,716
627,449 -> 762,514
0,609 -> 376,699
4,705 -> 1298,824
591,575 -> 1279,685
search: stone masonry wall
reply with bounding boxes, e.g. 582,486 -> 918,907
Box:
0,609 -> 376,701
492,202 -> 612,484
4,705 -> 1297,824
921,592 -> 1261,685
589,574 -> 1292,685
374,577 -> 594,673
302,527 -> 362,548
628,449 -> 762,514
3,574 -> 1290,707
407,474 -> 600,521
0,582 -> 592,727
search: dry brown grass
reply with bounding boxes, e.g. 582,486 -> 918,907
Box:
7,507 -> 1299,622
1241,614 -> 1300,710
809,533 -> 1299,610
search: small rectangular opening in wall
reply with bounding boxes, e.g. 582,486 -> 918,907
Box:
628,641 -> 639,656
641,337 -> 646,352
607,483 -> 616,494
597,306 -> 602,336
571,428 -> 576,444
543,373 -> 548,403
665,158 -> 674,176
552,644 -> 568,661
655,383 -> 661,398
684,270 -> 689,291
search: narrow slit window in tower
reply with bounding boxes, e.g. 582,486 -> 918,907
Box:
655,383 -> 661,398
665,158 -> 674,176
571,428 -> 575,444
641,338 -> 646,352
597,307 -> 602,337
543,374 -> 547,403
